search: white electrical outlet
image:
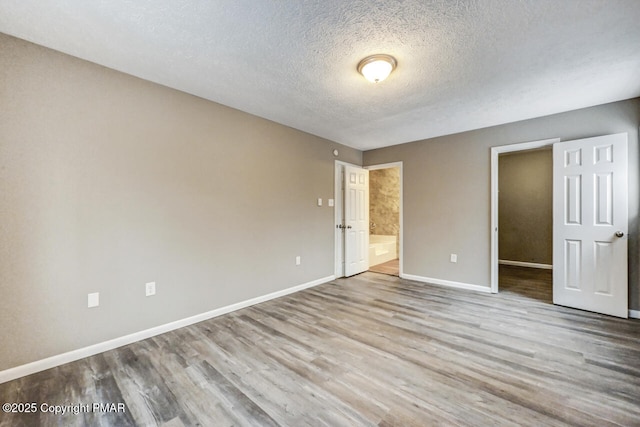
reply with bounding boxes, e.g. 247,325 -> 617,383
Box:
317,198 -> 323,206
145,282 -> 156,297
328,199 -> 334,207
295,256 -> 301,265
88,292 -> 99,308
450,254 -> 458,263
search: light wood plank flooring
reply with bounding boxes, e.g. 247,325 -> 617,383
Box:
1,269 -> 639,426
499,264 -> 553,303
368,259 -> 399,276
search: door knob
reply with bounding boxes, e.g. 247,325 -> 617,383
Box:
615,231 -> 624,238
347,225 -> 352,229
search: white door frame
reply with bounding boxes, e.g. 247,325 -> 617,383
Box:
366,162 -> 404,277
490,138 -> 559,293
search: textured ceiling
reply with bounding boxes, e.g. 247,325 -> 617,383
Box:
1,0 -> 639,150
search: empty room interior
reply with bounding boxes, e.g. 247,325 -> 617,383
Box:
1,1 -> 640,426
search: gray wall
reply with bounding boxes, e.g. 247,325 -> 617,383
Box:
498,149 -> 552,265
364,98 -> 640,311
0,33 -> 361,371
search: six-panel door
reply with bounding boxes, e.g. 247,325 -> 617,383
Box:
553,133 -> 628,318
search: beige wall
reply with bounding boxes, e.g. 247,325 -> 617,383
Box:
498,149 -> 552,265
364,98 -> 640,311
0,33 -> 361,371
369,167 -> 400,255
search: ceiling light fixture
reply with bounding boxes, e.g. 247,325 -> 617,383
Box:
357,54 -> 397,83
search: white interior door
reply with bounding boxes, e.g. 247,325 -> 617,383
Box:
345,165 -> 369,276
553,133 -> 628,318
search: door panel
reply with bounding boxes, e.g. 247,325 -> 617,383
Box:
594,241 -> 613,294
553,133 -> 628,318
565,175 -> 582,224
564,239 -> 581,289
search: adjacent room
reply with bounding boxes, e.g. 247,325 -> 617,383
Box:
1,1 -> 640,426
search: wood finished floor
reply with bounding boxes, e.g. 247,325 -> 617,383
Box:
1,266 -> 639,426
368,259 -> 399,276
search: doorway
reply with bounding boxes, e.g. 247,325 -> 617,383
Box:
490,138 -> 558,292
497,147 -> 553,302
367,164 -> 402,276
491,134 -> 629,318
334,161 -> 403,278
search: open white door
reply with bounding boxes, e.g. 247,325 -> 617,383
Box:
553,133 -> 628,318
345,165 -> 369,276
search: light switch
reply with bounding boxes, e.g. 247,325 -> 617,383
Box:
317,198 -> 323,206
328,199 -> 334,207
146,282 -> 156,297
88,292 -> 99,308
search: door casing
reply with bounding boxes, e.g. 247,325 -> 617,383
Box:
490,138 -> 560,293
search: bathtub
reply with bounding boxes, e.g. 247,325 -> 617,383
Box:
369,234 -> 397,266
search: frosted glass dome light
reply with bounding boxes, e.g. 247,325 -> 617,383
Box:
357,54 -> 397,83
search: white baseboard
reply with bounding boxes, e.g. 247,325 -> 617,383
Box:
0,275 -> 334,385
499,259 -> 553,270
629,310 -> 640,319
400,273 -> 491,293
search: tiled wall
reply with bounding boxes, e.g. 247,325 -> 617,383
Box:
369,167 -> 400,257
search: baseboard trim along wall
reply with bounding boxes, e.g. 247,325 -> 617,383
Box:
499,259 -> 553,270
630,310 -> 640,319
0,275 -> 335,385
401,273 -> 492,293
